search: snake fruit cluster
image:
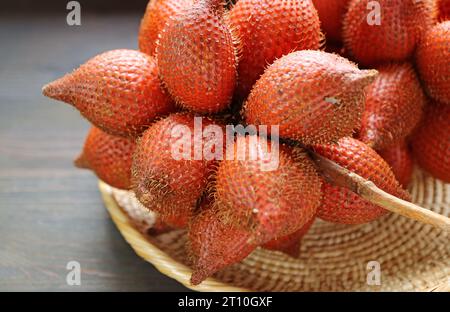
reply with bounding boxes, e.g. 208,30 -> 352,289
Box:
43,0 -> 449,286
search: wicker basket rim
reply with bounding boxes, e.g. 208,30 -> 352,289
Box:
99,181 -> 450,292
99,181 -> 250,292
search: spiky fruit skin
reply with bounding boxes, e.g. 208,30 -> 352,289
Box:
343,0 -> 435,67
132,113 -> 224,228
138,0 -> 193,55
189,205 -> 255,285
416,21 -> 450,105
215,135 -> 322,244
262,217 -> 315,258
312,0 -> 350,43
157,0 -> 237,113
411,102 -> 450,183
358,62 -> 426,150
75,127 -> 136,190
378,142 -> 414,188
228,0 -> 322,99
42,50 -> 175,138
313,137 -> 410,224
243,50 -> 377,145
439,0 -> 450,20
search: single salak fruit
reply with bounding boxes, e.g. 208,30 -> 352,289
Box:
75,127 -> 136,190
189,201 -> 256,285
313,137 -> 410,224
132,113 -> 224,228
358,62 -> 426,150
438,0 -> 450,20
138,0 -> 193,55
312,0 -> 350,43
262,218 -> 315,258
411,102 -> 450,183
243,50 -> 377,145
157,0 -> 237,113
215,135 -> 322,244
378,142 -> 414,188
42,50 -> 175,138
228,0 -> 322,99
343,0 -> 435,66
416,21 -> 450,105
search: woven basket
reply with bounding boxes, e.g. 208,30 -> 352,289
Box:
99,167 -> 450,292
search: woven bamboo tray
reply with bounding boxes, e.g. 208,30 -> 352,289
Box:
99,167 -> 450,292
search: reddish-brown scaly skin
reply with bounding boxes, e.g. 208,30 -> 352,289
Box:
313,137 -> 410,225
439,0 -> 450,20
157,0 -> 237,114
262,217 -> 315,258
416,21 -> 450,105
378,142 -> 414,188
215,135 -> 322,244
312,0 -> 350,43
343,0 -> 436,67
75,127 -> 136,190
358,62 -> 426,150
189,201 -> 256,285
132,113 -> 224,228
228,0 -> 322,99
42,50 -> 175,138
243,50 -> 378,145
138,0 -> 193,56
411,102 -> 450,183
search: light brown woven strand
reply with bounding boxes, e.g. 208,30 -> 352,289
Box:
99,166 -> 450,292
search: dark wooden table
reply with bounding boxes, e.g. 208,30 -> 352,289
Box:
0,13 -> 189,291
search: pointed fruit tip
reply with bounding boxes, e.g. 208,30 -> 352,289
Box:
74,154 -> 90,169
190,269 -> 209,286
346,69 -> 378,87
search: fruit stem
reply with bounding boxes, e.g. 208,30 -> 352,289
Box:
310,152 -> 450,232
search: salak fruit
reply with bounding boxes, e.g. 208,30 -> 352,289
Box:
132,113 -> 224,228
312,0 -> 350,43
42,49 -> 175,138
313,137 -> 410,224
215,135 -> 322,244
378,142 -> 414,188
262,217 -> 315,258
243,50 -> 378,145
138,0 -> 193,55
75,127 -> 136,190
343,0 -> 435,66
416,21 -> 450,105
358,62 -> 426,150
439,0 -> 450,20
228,0 -> 322,99
189,200 -> 255,285
411,101 -> 450,183
157,0 -> 237,113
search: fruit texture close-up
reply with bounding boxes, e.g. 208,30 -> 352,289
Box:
343,0 -> 435,66
228,0 -> 323,99
75,126 -> 137,190
313,137 -> 410,224
358,62 -> 426,150
157,0 -> 237,113
43,49 -> 175,138
416,21 -> 450,105
412,102 -> 450,183
132,113 -> 224,228
244,50 -> 377,145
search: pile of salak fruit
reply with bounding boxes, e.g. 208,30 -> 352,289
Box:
43,0 -> 449,285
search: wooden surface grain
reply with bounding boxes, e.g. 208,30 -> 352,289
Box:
0,13 -> 189,291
